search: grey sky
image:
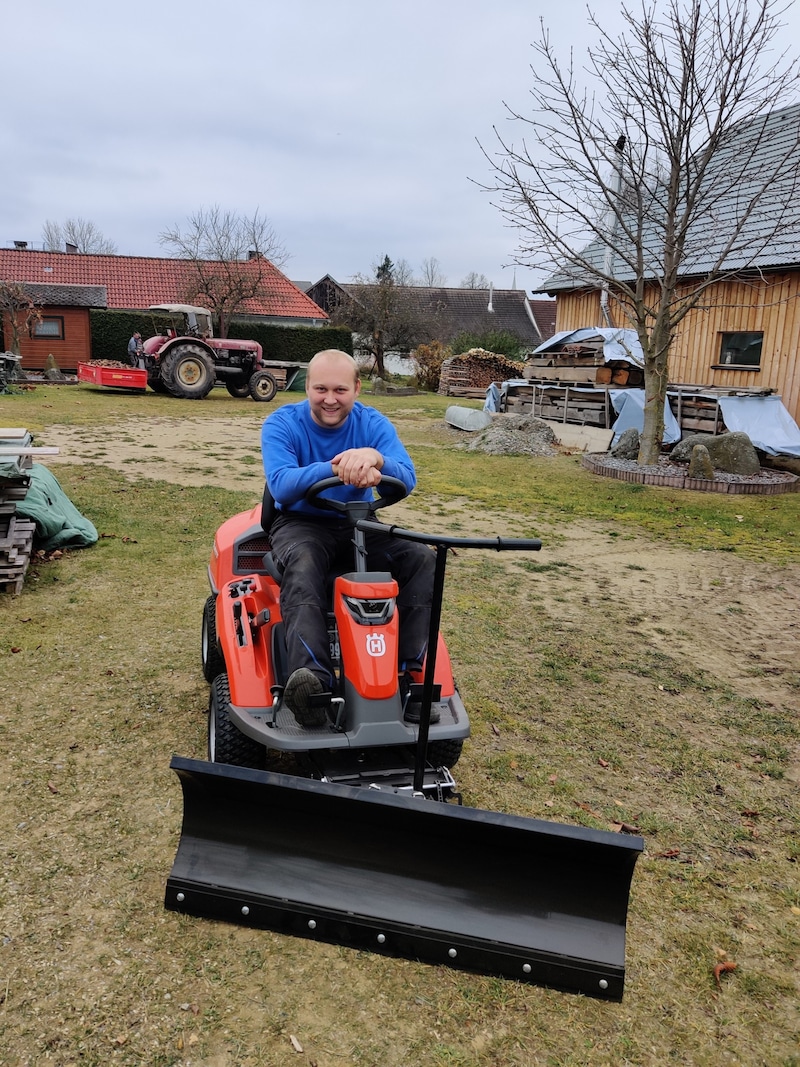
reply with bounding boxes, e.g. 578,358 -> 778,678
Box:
3,1 -> 797,295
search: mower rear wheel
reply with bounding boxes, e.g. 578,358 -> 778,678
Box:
208,673 -> 265,769
201,595 -> 225,683
248,370 -> 278,402
427,738 -> 463,769
161,344 -> 216,400
225,378 -> 251,398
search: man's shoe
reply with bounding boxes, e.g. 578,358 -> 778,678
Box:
400,674 -> 441,724
284,668 -> 329,729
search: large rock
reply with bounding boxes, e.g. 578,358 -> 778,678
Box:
611,427 -> 640,459
687,443 -> 715,480
671,432 -> 761,475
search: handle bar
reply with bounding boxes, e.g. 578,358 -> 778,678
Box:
356,519 -> 541,552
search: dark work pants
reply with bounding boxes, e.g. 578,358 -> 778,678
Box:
269,513 -> 436,689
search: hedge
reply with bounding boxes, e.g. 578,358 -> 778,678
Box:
88,310 -> 352,364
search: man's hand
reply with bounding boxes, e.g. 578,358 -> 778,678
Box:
331,448 -> 384,488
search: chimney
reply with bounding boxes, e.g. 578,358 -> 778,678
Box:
14,240 -> 28,249
66,242 -> 78,254
248,249 -> 259,260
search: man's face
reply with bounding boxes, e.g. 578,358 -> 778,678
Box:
306,356 -> 360,429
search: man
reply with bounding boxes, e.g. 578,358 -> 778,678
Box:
261,349 -> 435,728
127,332 -> 143,367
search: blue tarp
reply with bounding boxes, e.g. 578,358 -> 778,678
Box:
532,328 -> 645,367
716,395 -> 800,457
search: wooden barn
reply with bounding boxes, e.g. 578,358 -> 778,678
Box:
537,104 -> 800,428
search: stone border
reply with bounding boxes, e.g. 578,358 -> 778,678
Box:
581,453 -> 799,495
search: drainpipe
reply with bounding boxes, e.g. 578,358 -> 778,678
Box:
600,135 -> 625,327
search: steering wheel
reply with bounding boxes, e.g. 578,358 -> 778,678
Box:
305,475 -> 408,517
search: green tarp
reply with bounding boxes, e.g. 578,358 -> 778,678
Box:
15,464 -> 98,552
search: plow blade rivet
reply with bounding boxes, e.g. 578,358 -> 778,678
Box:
176,893 -> 185,903
241,906 -> 250,916
523,964 -> 532,974
377,934 -> 386,944
448,948 -> 457,959
599,980 -> 608,990
308,919 -> 317,930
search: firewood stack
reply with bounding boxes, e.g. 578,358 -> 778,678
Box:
438,349 -> 525,396
0,429 -> 37,594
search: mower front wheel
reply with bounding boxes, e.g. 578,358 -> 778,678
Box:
208,673 -> 265,769
427,738 -> 463,769
201,595 -> 225,683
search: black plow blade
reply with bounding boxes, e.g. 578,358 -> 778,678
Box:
165,756 -> 643,999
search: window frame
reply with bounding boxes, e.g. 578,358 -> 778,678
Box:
712,330 -> 763,370
32,315 -> 65,340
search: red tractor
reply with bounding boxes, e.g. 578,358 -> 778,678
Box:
141,304 -> 278,401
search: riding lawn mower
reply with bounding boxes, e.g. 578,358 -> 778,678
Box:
165,478 -> 642,999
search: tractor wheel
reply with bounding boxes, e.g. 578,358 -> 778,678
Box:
248,370 -> 278,402
427,738 -> 464,769
225,379 -> 251,398
148,376 -> 169,394
208,673 -> 265,769
201,595 -> 225,683
161,344 -> 216,400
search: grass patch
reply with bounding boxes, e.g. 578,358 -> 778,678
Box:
1,388 -> 799,1065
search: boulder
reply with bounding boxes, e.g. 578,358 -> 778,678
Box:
671,432 -> 760,475
687,443 -> 715,480
611,427 -> 640,460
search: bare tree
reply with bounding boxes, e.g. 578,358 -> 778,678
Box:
331,255 -> 430,377
0,282 -> 41,354
419,257 -> 447,287
483,0 -> 800,463
159,206 -> 289,338
42,217 -> 118,254
460,271 -> 491,289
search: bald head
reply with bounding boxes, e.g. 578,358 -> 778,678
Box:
308,349 -> 359,385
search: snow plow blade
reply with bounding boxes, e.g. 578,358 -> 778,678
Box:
165,756 -> 643,1000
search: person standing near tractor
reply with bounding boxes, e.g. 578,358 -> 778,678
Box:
261,349 -> 436,728
127,331 -> 143,367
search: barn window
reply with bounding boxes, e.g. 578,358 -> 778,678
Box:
33,316 -> 65,340
716,331 -> 762,368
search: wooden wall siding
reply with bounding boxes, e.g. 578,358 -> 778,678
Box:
553,272 -> 800,424
3,307 -> 92,371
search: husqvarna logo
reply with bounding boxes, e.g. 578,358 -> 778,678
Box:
366,632 -> 387,657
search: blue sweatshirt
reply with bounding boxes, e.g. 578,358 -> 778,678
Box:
261,400 -> 417,517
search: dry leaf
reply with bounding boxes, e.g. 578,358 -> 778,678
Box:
10,647 -> 22,654
47,782 -> 59,794
491,723 -> 501,736
610,820 -> 642,834
577,801 -> 602,818
548,774 -> 558,784
713,961 -> 737,988
790,906 -> 800,916
653,848 -> 681,860
290,1034 -> 304,1053
598,758 -> 610,768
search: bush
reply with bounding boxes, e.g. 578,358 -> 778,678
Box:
412,340 -> 452,392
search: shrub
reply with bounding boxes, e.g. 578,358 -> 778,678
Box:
412,340 -> 452,391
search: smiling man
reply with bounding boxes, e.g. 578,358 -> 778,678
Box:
261,349 -> 436,728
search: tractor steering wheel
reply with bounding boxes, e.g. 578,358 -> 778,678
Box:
305,475 -> 408,517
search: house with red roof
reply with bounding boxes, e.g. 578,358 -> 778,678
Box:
0,247 -> 327,371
